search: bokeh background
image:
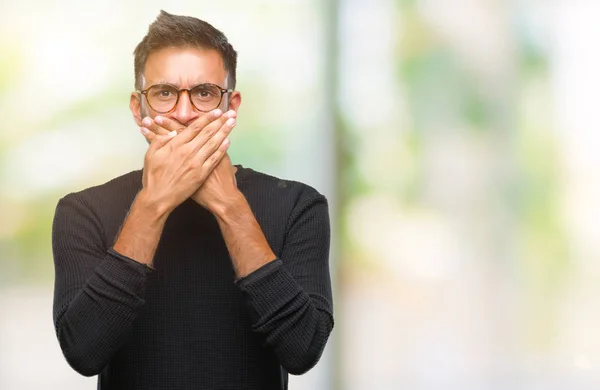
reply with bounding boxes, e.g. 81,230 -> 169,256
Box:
1,0 -> 600,389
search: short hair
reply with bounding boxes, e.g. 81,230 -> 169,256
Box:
133,10 -> 238,90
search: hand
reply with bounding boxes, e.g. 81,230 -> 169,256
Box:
191,152 -> 239,213
141,111 -> 239,214
139,110 -> 235,214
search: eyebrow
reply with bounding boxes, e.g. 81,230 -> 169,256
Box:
151,80 -> 218,89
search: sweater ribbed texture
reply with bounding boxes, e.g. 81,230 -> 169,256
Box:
52,166 -> 333,390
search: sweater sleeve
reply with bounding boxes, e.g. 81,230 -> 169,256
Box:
52,194 -> 152,376
236,191 -> 334,375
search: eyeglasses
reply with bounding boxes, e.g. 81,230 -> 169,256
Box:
137,83 -> 233,114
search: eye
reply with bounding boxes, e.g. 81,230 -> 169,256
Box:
192,85 -> 220,100
149,85 -> 177,100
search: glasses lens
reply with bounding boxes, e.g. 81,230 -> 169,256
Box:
190,84 -> 222,112
146,84 -> 178,113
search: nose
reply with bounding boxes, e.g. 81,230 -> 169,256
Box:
170,90 -> 200,126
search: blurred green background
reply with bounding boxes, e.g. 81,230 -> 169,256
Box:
2,0 -> 600,389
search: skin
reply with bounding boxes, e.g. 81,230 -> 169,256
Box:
114,46 -> 276,278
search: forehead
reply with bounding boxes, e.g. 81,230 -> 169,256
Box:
143,46 -> 226,87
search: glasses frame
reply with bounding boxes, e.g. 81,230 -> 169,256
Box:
136,83 -> 234,114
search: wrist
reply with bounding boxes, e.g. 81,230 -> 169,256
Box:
211,190 -> 247,222
112,188 -> 171,267
135,188 -> 172,223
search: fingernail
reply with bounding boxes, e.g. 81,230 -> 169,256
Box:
227,110 -> 237,119
142,117 -> 152,126
140,127 -> 149,135
168,130 -> 177,137
223,137 -> 230,146
213,109 -> 222,118
226,118 -> 236,126
155,116 -> 163,125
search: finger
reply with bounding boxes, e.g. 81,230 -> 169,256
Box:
201,138 -> 231,172
171,109 -> 225,146
191,117 -> 235,168
189,114 -> 236,155
147,131 -> 177,156
141,117 -> 172,136
155,116 -> 186,133
220,138 -> 231,153
140,127 -> 157,143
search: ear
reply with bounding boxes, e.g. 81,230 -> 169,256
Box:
228,91 -> 242,113
130,92 -> 143,127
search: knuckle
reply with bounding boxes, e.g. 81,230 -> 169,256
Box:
214,127 -> 227,139
220,126 -> 233,138
206,137 -> 221,151
207,153 -> 220,166
193,118 -> 210,131
202,123 -> 218,137
189,159 -> 201,170
192,123 -> 203,133
210,124 -> 221,136
219,128 -> 232,139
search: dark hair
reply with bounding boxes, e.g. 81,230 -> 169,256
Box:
133,10 -> 238,90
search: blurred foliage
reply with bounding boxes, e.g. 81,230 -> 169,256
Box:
1,1 -> 569,299
516,16 -> 568,286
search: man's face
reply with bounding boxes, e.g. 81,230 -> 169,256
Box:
130,46 -> 240,130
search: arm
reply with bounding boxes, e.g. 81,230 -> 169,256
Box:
213,191 -> 277,278
113,189 -> 169,266
212,186 -> 334,375
53,111 -> 235,376
143,115 -> 334,373
52,193 -> 160,376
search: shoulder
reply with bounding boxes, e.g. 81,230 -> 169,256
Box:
237,166 -> 327,209
57,170 -> 142,217
66,169 -> 141,199
236,166 -> 330,253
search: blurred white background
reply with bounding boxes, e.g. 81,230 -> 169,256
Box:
2,0 -> 600,389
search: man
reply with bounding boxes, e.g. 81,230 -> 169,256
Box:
52,11 -> 333,390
